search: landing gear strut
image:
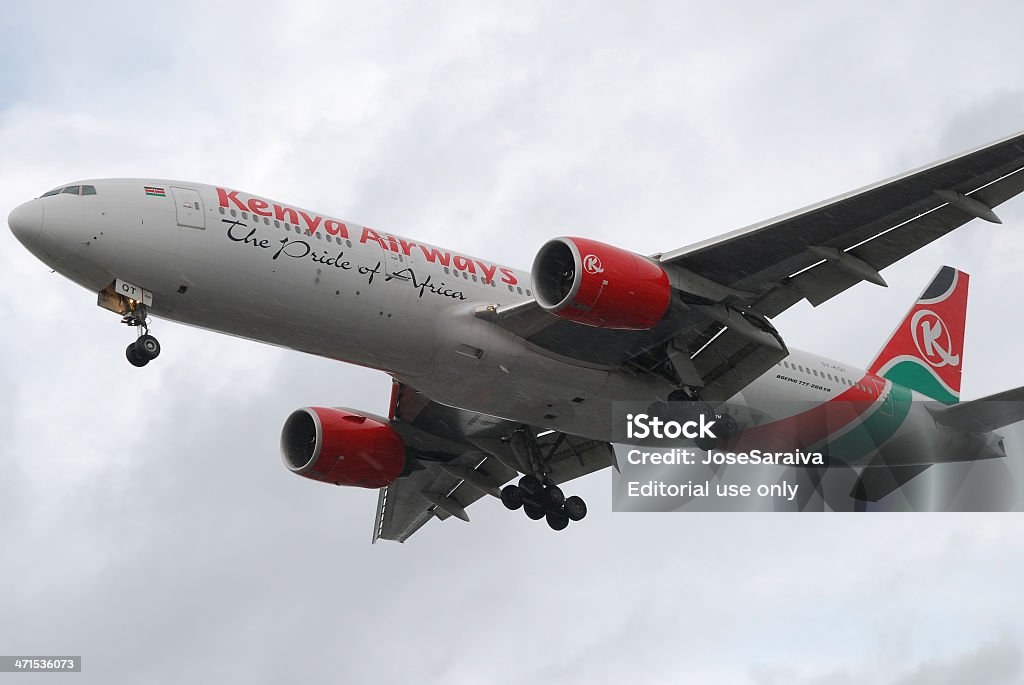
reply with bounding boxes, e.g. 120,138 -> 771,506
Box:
500,428 -> 588,531
121,305 -> 161,368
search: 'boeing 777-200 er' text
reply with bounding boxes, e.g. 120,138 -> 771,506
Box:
11,132 -> 1024,540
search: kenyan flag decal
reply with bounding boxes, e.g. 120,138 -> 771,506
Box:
867,266 -> 968,405
144,186 -> 166,197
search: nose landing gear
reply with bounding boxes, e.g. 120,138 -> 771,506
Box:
122,307 -> 161,368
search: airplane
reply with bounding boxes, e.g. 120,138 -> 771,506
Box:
9,131 -> 1024,541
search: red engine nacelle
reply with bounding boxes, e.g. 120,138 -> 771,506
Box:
531,237 -> 672,330
280,407 -> 406,488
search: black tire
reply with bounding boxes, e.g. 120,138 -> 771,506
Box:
519,474 -> 543,498
667,388 -> 691,402
543,484 -> 565,509
564,495 -> 587,521
716,413 -> 739,439
524,504 -> 545,520
647,400 -> 671,420
690,401 -> 714,423
546,512 -> 569,531
694,435 -> 717,451
134,334 -> 161,360
126,343 -> 149,367
500,484 -> 523,511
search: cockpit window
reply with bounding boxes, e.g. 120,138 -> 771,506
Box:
41,188 -> 62,197
82,185 -> 96,195
61,186 -> 82,195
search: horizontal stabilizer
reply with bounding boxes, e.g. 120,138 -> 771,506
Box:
851,465 -> 930,502
928,384 -> 1024,433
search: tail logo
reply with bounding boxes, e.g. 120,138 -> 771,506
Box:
911,309 -> 960,368
583,254 -> 604,274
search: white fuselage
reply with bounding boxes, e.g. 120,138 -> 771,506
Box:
8,178 -> 981,462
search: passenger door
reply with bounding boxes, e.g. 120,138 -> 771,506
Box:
170,186 -> 205,229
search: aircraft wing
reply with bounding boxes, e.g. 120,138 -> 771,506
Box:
659,129 -> 1024,316
481,131 -> 1024,400
373,383 -> 614,543
928,385 -> 1024,433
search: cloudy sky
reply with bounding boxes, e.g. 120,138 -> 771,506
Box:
3,1 -> 1024,682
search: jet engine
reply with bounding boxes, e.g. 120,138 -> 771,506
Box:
280,407 -> 406,488
531,237 -> 672,330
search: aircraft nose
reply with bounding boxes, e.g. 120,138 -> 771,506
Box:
8,199 -> 43,245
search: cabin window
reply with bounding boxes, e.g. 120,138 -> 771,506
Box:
517,286 -> 524,294
274,220 -> 280,227
444,267 -> 450,275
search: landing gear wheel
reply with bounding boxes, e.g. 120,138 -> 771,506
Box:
647,400 -> 671,421
543,484 -> 565,511
501,484 -> 523,511
546,512 -> 569,531
689,401 -> 714,423
564,495 -> 587,521
126,343 -> 149,367
519,474 -> 543,498
134,334 -> 161,360
716,413 -> 739,440
694,435 -> 717,451
524,504 -> 546,520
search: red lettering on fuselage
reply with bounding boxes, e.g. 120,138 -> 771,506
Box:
248,198 -> 271,216
217,188 -> 249,212
298,210 -> 322,235
274,204 -> 299,224
418,245 -> 451,266
475,261 -> 497,283
215,187 -> 515,284
453,256 -> 476,274
361,228 -> 388,249
324,220 -> 349,239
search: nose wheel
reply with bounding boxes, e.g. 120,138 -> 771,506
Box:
121,305 -> 161,368
126,334 -> 161,367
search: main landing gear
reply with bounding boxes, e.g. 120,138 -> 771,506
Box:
122,307 -> 161,368
501,476 -> 588,531
499,427 -> 588,531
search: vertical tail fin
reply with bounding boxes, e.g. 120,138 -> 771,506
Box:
867,266 -> 968,405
